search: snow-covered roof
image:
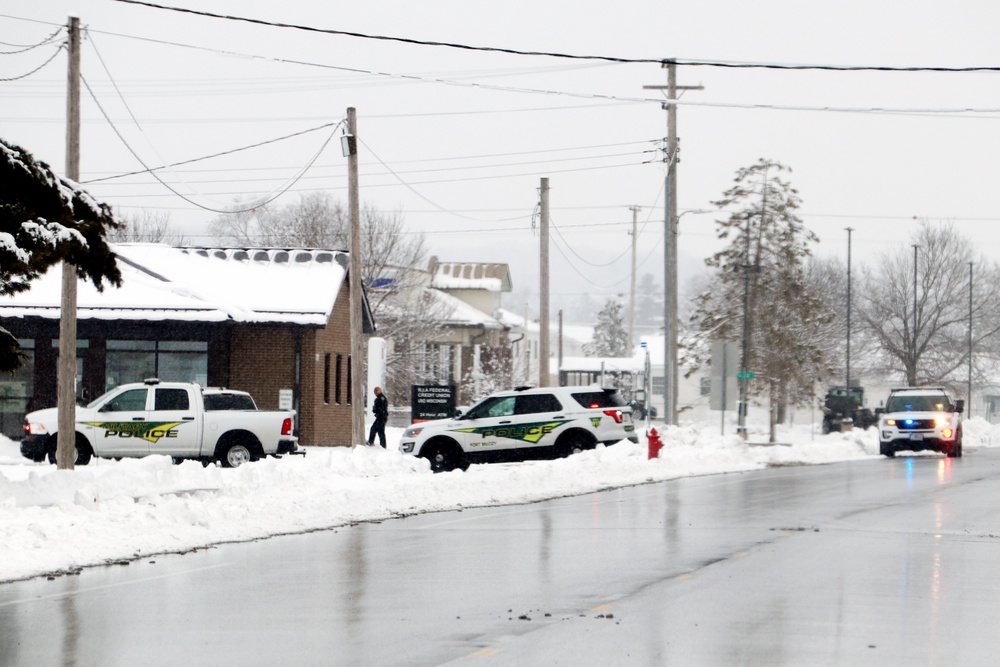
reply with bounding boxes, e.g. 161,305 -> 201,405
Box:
0,244 -> 350,326
424,287 -> 505,330
430,261 -> 512,292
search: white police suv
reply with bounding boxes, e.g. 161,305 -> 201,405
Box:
400,385 -> 639,472
877,387 -> 964,458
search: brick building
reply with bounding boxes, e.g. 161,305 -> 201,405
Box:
0,244 -> 374,446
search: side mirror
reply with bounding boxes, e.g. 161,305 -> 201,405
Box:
874,407 -> 884,416
955,399 -> 965,414
453,408 -> 464,419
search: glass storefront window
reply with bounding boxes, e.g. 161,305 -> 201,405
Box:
106,340 -> 207,390
0,339 -> 34,439
51,339 -> 89,403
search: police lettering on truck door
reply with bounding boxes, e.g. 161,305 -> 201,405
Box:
86,387 -> 151,457
147,386 -> 200,456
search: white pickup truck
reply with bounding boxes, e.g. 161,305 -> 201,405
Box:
20,379 -> 299,467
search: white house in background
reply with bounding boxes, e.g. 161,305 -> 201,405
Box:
370,258 -> 514,407
495,309 -> 592,387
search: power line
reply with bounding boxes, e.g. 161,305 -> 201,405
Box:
0,42 -> 63,81
81,121 -> 345,183
109,1 -> 1000,73
91,159 -> 649,199
89,149 -> 654,187
81,73 -> 345,213
0,24 -> 64,52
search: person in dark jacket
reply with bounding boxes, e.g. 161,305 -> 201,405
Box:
367,386 -> 388,448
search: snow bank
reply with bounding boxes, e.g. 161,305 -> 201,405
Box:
2,417 -> 997,583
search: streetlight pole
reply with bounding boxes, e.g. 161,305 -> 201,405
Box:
912,244 -> 919,384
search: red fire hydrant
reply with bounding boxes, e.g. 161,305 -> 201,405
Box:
647,427 -> 663,460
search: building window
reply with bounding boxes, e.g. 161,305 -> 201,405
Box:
323,353 -> 331,405
335,354 -> 342,404
50,339 -> 89,403
652,376 -> 665,397
0,339 -> 34,439
700,377 -> 711,396
346,355 -> 352,404
106,340 -> 207,391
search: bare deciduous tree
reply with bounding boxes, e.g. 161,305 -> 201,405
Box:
211,192 -> 435,404
857,221 -> 1000,391
107,210 -> 185,244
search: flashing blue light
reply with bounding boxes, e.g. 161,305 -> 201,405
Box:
904,418 -> 915,426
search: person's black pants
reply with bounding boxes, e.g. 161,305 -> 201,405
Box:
368,418 -> 387,448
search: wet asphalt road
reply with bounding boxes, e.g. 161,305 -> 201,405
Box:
4,450 -> 1000,666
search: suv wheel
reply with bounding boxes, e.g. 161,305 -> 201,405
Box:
948,431 -> 963,458
557,432 -> 592,458
879,441 -> 896,458
422,439 -> 464,473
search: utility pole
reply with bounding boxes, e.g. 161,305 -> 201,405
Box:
539,177 -> 550,387
57,16 -> 80,470
627,205 -> 640,357
737,213 -> 753,440
558,308 -> 564,379
968,262 -> 974,415
846,227 -> 853,392
346,107 -> 365,446
912,243 -> 919,384
644,61 -> 703,425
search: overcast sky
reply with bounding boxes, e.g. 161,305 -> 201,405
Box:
3,1 -> 1000,321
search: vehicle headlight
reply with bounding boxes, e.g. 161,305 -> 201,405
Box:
402,427 -> 423,438
885,419 -> 896,426
24,421 -> 47,435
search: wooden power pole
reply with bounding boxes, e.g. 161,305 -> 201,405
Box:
346,107 -> 365,446
644,60 -> 703,425
57,16 -> 80,470
628,205 -> 640,357
538,177 -> 550,387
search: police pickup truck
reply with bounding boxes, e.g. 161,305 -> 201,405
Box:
21,379 -> 299,467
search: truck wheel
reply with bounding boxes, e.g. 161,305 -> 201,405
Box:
220,443 -> 255,468
46,434 -> 93,466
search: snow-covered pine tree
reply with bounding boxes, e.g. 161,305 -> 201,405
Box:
689,159 -> 834,441
585,299 -> 628,357
0,139 -> 121,372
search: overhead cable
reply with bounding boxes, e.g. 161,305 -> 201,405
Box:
81,73 -> 344,213
0,42 -> 64,81
110,0 -> 1000,73
0,24 -> 65,53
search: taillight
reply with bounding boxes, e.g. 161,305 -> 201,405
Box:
603,409 -> 623,424
281,418 -> 293,436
